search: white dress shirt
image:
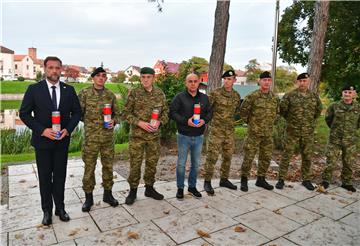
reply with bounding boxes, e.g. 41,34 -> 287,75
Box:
46,79 -> 60,110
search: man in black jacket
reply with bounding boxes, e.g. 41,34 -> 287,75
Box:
20,56 -> 81,225
169,73 -> 212,199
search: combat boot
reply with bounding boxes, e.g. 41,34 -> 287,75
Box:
145,185 -> 164,200
219,178 -> 237,190
240,176 -> 248,192
82,192 -> 94,212
103,190 -> 119,207
302,180 -> 315,191
255,176 -> 274,190
321,181 -> 329,189
275,179 -> 285,189
204,180 -> 214,195
125,188 -> 137,205
341,184 -> 357,192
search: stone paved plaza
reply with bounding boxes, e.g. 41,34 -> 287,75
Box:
1,159 -> 359,245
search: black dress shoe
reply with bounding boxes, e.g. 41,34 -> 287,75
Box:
55,209 -> 70,222
42,211 -> 52,226
176,188 -> 184,200
219,178 -> 237,190
188,187 -> 202,198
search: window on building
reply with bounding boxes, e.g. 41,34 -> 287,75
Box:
15,64 -> 18,69
33,67 -> 36,72
27,65 -> 29,70
27,58 -> 29,61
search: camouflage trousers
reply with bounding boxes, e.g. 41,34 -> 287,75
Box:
278,133 -> 314,181
82,136 -> 114,193
322,142 -> 355,185
241,134 -> 273,177
204,131 -> 235,181
128,137 -> 160,188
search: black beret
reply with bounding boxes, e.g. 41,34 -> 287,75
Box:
342,85 -> 356,91
222,69 -> 236,78
91,67 -> 106,77
259,71 -> 272,79
140,67 -> 155,75
297,72 -> 309,80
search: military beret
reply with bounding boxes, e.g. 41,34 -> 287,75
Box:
140,67 -> 155,75
91,67 -> 106,77
342,85 -> 356,91
297,72 -> 309,80
259,71 -> 272,79
222,69 -> 236,78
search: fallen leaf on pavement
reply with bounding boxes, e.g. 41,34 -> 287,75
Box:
127,231 -> 139,239
68,228 -> 80,236
163,210 -> 170,215
273,209 -> 282,215
315,185 -> 327,194
234,226 -> 246,232
38,234 -> 45,240
197,229 -> 211,238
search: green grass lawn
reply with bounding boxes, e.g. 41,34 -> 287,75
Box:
1,143 -> 128,167
0,100 -> 22,110
0,81 -> 129,94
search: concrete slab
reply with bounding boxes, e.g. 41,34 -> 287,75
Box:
339,212 -> 360,230
75,221 -> 175,246
8,226 -> 57,246
273,181 -> 318,201
8,164 -> 35,176
52,216 -> 99,242
264,237 -> 298,246
179,238 -> 210,246
52,202 -> 89,224
202,189 -> 262,218
153,207 -> 238,244
328,187 -> 360,201
206,224 -> 269,246
235,208 -> 301,240
296,194 -> 353,220
8,179 -> 39,197
55,240 -> 77,246
89,206 -> 138,232
242,190 -> 296,210
345,201 -> 360,213
278,204 -> 322,225
1,206 -> 43,233
124,199 -> 179,222
8,173 -> 37,184
167,195 -> 207,212
285,217 -> 358,246
1,233 -> 7,246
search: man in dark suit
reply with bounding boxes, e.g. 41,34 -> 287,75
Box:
19,56 -> 81,225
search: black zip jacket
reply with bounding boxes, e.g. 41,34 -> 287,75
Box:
169,90 -> 212,136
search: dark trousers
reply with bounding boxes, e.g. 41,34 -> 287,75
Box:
35,146 -> 69,212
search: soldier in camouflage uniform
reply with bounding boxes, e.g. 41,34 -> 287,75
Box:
275,73 -> 322,191
239,71 -> 279,192
321,85 -> 359,192
122,67 -> 169,205
79,67 -> 120,212
204,70 -> 241,195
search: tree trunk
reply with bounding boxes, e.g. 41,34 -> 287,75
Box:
308,0 -> 330,93
207,0 -> 230,93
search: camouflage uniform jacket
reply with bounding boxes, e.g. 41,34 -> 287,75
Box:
325,100 -> 360,146
280,88 -> 322,136
122,86 -> 168,140
240,89 -> 279,137
209,87 -> 241,135
78,86 -> 121,139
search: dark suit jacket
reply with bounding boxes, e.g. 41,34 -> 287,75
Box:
19,80 -> 81,149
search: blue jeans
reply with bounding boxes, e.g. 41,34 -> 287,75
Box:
176,133 -> 204,189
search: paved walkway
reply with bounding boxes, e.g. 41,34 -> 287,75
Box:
1,160 -> 359,245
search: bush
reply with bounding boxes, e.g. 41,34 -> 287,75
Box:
1,128 -> 34,154
17,76 -> 25,81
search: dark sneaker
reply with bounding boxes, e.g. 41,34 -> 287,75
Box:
256,176 -> 274,190
204,181 -> 214,195
240,176 -> 248,192
321,181 -> 329,189
176,188 -> 184,199
188,187 -> 202,198
219,178 -> 237,190
275,179 -> 285,189
341,184 -> 356,192
302,180 -> 315,191
145,185 -> 164,200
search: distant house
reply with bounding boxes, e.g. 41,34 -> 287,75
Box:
199,72 -> 208,83
153,60 -> 180,75
235,69 -> 247,85
0,46 -> 15,80
124,65 -> 141,78
14,47 -> 43,80
62,65 -> 90,83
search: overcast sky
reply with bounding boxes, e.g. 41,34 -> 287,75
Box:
1,0 -> 301,71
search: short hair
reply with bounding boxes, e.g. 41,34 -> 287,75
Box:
44,56 -> 62,67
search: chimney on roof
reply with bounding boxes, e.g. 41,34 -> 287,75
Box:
28,47 -> 37,60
